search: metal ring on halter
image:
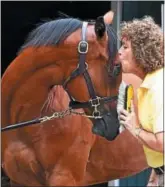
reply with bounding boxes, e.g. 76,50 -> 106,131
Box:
89,96 -> 101,107
92,110 -> 101,118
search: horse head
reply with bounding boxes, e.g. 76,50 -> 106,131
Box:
61,11 -> 122,140
3,11 -> 122,141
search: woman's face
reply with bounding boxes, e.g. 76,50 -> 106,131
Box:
118,38 -> 137,74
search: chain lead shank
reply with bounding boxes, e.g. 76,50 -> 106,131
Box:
40,107 -> 102,123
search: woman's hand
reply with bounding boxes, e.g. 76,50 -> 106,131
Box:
119,100 -> 140,135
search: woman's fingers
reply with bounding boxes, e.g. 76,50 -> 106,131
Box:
119,114 -> 127,121
120,109 -> 129,116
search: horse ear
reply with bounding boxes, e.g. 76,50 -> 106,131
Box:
103,11 -> 114,24
95,11 -> 114,39
95,16 -> 106,39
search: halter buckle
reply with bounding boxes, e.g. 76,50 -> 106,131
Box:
78,41 -> 88,54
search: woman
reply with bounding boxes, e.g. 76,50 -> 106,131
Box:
118,16 -> 164,186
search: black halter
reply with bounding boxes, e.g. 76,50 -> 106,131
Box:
63,22 -> 118,118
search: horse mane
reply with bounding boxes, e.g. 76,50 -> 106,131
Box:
18,18 -> 83,53
18,15 -> 117,57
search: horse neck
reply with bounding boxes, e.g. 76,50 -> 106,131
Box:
1,47 -> 68,126
2,47 -> 67,87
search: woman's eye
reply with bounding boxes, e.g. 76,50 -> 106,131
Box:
123,46 -> 127,49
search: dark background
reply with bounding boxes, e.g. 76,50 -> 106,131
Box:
1,1 -> 111,75
1,1 -> 163,76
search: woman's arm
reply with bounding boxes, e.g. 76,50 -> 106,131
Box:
132,128 -> 164,153
119,103 -> 164,153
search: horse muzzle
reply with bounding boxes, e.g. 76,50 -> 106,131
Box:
92,112 -> 120,141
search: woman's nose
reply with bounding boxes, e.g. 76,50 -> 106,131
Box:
118,48 -> 122,56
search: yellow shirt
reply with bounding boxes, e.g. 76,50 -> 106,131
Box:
137,68 -> 164,168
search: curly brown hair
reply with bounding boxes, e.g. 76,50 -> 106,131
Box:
120,16 -> 164,73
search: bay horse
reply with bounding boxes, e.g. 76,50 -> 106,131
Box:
1,11 -> 148,186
